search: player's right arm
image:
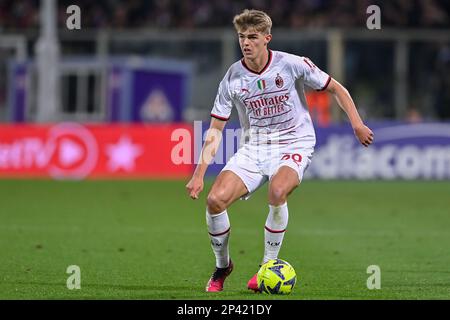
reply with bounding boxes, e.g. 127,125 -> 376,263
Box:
186,117 -> 227,200
187,67 -> 233,199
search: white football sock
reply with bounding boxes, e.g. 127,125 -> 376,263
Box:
263,202 -> 288,264
206,209 -> 230,268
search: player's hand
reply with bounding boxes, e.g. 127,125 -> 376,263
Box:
186,176 -> 204,200
354,124 -> 374,147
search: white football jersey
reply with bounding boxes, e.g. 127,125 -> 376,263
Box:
211,50 -> 331,148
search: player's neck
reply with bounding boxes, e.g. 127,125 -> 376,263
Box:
244,49 -> 270,73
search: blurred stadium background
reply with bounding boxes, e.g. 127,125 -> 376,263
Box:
0,0 -> 450,300
0,0 -> 449,180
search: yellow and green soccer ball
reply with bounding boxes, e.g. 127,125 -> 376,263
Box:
257,259 -> 297,294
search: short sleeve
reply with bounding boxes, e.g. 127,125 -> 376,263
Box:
289,55 -> 331,91
211,71 -> 233,121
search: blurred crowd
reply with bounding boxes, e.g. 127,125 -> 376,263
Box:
0,0 -> 449,31
1,0 -> 449,122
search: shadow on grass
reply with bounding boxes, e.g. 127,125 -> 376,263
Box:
1,282 -> 299,299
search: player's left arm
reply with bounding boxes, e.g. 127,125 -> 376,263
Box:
326,78 -> 374,147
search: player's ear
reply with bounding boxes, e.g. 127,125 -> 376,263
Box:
264,34 -> 272,45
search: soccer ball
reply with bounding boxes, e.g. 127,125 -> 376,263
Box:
257,259 -> 297,294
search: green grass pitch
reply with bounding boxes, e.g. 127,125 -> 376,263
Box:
0,179 -> 449,299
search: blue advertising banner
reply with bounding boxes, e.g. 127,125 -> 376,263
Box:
199,122 -> 450,180
307,122 -> 450,180
106,57 -> 193,123
131,69 -> 186,122
106,66 -> 125,122
8,62 -> 29,122
8,57 -> 193,123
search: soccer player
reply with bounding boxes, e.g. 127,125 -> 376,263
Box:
186,9 -> 374,292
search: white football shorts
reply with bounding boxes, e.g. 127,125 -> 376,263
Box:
221,141 -> 314,200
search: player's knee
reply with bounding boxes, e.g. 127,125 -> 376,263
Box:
207,191 -> 228,214
269,185 -> 288,206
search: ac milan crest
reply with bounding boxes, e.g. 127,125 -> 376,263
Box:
275,74 -> 284,88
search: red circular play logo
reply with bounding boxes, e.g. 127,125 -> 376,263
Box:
47,123 -> 98,179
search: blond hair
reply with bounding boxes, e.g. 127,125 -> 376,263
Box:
233,9 -> 272,34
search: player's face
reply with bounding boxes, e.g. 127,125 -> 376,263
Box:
238,29 -> 272,60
